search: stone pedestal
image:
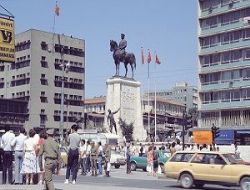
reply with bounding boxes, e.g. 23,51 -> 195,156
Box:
104,77 -> 146,141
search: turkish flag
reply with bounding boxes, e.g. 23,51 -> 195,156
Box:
55,4 -> 60,16
147,50 -> 151,64
155,54 -> 161,64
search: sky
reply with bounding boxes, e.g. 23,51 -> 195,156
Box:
1,0 -> 198,98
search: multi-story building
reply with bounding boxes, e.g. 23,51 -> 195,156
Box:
0,29 -> 85,131
146,82 -> 198,111
198,0 -> 250,128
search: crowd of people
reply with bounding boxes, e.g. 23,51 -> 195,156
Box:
0,124 -> 113,189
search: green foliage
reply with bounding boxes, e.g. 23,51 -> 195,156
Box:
118,118 -> 134,142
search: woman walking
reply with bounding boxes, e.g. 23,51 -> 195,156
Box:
147,146 -> 153,175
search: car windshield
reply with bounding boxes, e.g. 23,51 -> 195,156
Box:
222,153 -> 242,164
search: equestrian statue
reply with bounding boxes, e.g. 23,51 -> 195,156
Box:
110,34 -> 136,78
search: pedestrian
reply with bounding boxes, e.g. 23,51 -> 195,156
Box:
235,143 -> 240,158
139,143 -> 144,157
11,126 -> 27,185
153,146 -> 159,176
85,139 -> 91,174
1,126 -> 15,184
65,124 -> 81,184
79,139 -> 87,175
161,143 -> 165,151
97,142 -> 103,175
146,146 -> 153,175
90,141 -> 98,176
37,130 -> 47,184
126,143 -> 132,174
39,129 -> 62,190
170,142 -> 176,156
103,144 -> 111,177
21,129 -> 40,185
175,139 -> 182,151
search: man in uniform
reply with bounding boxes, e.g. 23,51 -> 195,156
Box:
107,108 -> 120,134
90,141 -> 98,176
103,144 -> 111,177
39,129 -> 62,190
118,33 -> 127,62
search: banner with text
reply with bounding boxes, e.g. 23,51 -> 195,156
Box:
0,17 -> 15,62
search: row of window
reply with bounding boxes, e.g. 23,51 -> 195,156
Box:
200,48 -> 250,67
15,40 -> 31,52
200,28 -> 250,48
41,42 -> 84,57
200,8 -> 250,30
201,88 -> 250,104
200,0 -> 243,11
200,68 -> 250,84
54,76 -> 83,84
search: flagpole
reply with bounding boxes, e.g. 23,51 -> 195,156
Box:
147,54 -> 150,141
154,52 -> 157,143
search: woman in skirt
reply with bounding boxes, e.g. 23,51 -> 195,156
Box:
21,129 -> 40,184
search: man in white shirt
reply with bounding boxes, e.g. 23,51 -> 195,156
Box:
1,126 -> 15,184
11,127 -> 27,184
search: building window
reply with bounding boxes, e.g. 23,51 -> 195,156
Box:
41,41 -> 48,51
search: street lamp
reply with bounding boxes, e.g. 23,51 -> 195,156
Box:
59,59 -> 70,146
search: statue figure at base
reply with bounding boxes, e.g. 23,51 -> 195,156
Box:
107,108 -> 120,134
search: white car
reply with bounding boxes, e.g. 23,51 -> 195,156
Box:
110,150 -> 126,168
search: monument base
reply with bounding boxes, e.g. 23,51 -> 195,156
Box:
104,76 -> 146,142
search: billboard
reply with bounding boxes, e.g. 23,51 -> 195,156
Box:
214,130 -> 234,145
193,130 -> 212,145
0,17 -> 15,62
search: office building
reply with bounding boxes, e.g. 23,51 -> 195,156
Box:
0,29 -> 85,131
198,0 -> 250,128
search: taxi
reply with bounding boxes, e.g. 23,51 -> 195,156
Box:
164,151 -> 250,190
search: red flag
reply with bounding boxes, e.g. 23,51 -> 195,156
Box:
55,3 -> 60,16
155,54 -> 161,64
147,50 -> 151,64
141,48 -> 144,64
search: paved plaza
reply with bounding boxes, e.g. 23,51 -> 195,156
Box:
0,166 -> 241,190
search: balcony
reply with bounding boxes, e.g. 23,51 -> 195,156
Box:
200,0 -> 250,19
200,98 -> 250,111
200,60 -> 250,74
200,78 -> 250,92
199,38 -> 250,55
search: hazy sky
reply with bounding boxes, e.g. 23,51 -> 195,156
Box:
1,0 -> 198,98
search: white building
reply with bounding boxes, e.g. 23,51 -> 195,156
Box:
0,29 -> 85,131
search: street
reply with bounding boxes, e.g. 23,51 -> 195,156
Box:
0,166 -> 241,190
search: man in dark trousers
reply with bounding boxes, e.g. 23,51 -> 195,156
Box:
1,126 -> 15,184
65,124 -> 81,184
39,129 -> 62,190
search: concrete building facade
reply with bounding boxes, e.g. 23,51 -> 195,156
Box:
146,82 -> 198,111
0,29 -> 85,131
198,0 -> 250,128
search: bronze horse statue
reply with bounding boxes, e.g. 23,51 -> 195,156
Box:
110,40 -> 136,78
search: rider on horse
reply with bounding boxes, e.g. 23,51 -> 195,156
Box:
119,33 -> 127,62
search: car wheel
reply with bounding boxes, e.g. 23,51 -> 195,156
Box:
114,165 -> 120,169
130,162 -> 136,171
240,177 -> 250,190
179,173 -> 193,189
194,182 -> 204,189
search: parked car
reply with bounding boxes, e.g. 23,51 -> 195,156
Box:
110,150 -> 126,169
164,151 -> 250,190
130,151 -> 169,171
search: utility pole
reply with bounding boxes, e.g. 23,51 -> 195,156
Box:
182,110 -> 186,150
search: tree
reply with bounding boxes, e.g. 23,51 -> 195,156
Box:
118,118 -> 134,142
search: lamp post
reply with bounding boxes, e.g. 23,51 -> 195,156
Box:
59,59 -> 70,146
